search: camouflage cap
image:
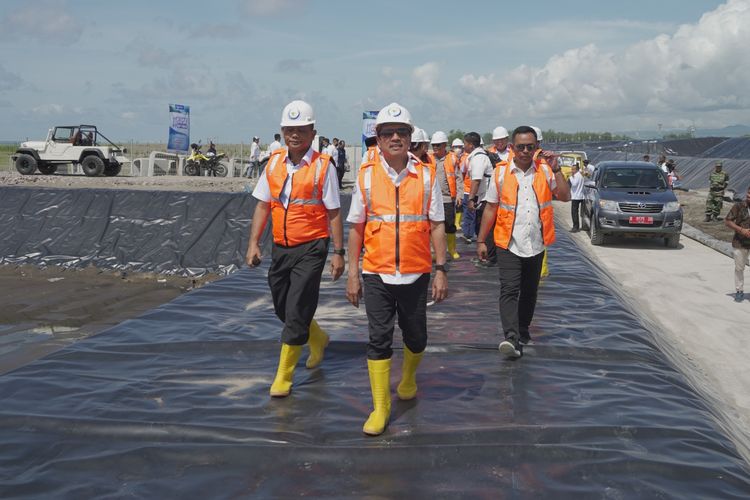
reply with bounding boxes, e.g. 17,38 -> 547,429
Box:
715,161 -> 723,166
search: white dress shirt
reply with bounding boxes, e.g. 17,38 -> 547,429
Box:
253,147 -> 340,210
468,147 -> 493,202
249,142 -> 260,161
347,154 -> 444,285
268,140 -> 282,153
569,171 -> 585,200
484,160 -> 556,258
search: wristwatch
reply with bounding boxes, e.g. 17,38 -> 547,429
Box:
434,264 -> 448,274
333,248 -> 345,256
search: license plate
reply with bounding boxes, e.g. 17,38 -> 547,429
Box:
629,216 -> 653,224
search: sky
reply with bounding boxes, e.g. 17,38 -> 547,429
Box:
1,0 -> 748,144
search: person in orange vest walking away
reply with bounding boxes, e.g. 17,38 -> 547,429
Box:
476,125 -> 570,358
431,130 -> 462,260
246,100 -> 345,397
346,102 -> 449,436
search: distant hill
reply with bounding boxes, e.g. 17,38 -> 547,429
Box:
696,125 -> 750,137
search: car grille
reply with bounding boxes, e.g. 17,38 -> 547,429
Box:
618,202 -> 663,213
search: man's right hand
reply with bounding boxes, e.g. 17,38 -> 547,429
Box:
246,244 -> 262,267
346,274 -> 362,308
476,241 -> 487,261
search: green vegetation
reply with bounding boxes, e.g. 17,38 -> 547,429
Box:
0,144 -> 18,172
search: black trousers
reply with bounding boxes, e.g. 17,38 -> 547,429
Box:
268,237 -> 329,345
363,273 -> 430,360
571,199 -> 584,229
497,248 -> 545,343
476,204 -> 497,263
336,166 -> 345,188
443,201 -> 456,234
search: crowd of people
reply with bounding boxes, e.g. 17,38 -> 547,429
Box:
245,99 -> 571,436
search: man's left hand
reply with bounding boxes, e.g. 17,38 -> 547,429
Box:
330,254 -> 345,281
432,270 -> 448,303
540,150 -> 559,171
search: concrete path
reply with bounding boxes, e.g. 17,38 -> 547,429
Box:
553,201 -> 750,462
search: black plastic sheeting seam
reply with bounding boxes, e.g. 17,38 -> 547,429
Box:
0,218 -> 749,497
0,187 -> 262,277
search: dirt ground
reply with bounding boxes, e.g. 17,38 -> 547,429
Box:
675,189 -> 736,242
0,265 -> 218,374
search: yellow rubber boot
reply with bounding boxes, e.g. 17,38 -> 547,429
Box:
306,319 -> 329,369
269,343 -> 303,397
396,347 -> 424,400
363,358 -> 392,436
447,233 -> 460,260
455,210 -> 462,228
540,250 -> 549,279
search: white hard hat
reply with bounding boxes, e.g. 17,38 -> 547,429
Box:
418,129 -> 430,143
411,127 -> 423,143
280,100 -> 315,127
451,138 -> 464,148
531,126 -> 543,141
492,126 -> 509,140
375,102 -> 413,130
431,131 -> 448,144
480,137 -> 485,146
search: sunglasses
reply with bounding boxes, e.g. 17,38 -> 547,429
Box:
378,127 -> 411,138
513,143 -> 537,152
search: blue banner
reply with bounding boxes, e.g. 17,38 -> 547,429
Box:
167,104 -> 190,153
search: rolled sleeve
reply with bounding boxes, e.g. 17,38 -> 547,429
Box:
252,169 -> 271,202
322,163 -> 341,209
346,182 -> 367,224
484,173 -> 499,203
429,175 -> 445,221
470,155 -> 491,181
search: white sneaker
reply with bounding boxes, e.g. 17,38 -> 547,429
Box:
499,340 -> 522,358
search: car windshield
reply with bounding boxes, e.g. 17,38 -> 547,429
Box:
601,168 -> 666,189
559,156 -> 579,167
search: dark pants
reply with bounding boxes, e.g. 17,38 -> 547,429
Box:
571,199 -> 584,229
336,166 -> 345,188
476,204 -> 497,263
443,201 -> 456,234
268,238 -> 329,345
497,248 -> 545,344
363,273 -> 430,360
461,193 -> 475,239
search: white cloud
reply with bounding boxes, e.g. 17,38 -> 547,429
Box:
457,0 -> 750,130
412,62 -> 450,102
0,0 -> 83,45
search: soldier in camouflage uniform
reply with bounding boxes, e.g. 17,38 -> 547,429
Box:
705,161 -> 729,222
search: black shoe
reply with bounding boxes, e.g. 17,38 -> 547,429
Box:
474,260 -> 497,268
499,340 -> 523,358
519,331 -> 532,345
735,290 -> 745,302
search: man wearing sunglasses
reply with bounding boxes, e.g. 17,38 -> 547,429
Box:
246,100 -> 345,397
346,102 -> 448,436
476,125 -> 570,359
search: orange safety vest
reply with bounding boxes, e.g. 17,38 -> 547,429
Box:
459,152 -> 472,193
493,159 -> 556,250
365,146 -> 378,162
443,152 -> 458,198
266,149 -> 331,247
358,155 -> 435,274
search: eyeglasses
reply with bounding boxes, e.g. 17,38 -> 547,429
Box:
513,143 -> 537,152
378,127 -> 411,138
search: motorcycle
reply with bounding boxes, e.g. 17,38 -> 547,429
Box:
185,144 -> 228,177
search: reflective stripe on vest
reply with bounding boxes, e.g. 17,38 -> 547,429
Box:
267,149 -> 330,246
493,159 -> 556,250
359,156 -> 433,274
444,152 -> 458,198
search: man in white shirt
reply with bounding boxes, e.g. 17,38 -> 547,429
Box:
246,136 -> 261,178
464,132 -> 493,243
246,100 -> 345,398
568,164 -> 585,232
346,102 -> 447,436
268,133 -> 282,153
476,125 -> 570,358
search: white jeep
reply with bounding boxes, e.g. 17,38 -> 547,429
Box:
13,125 -> 129,177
